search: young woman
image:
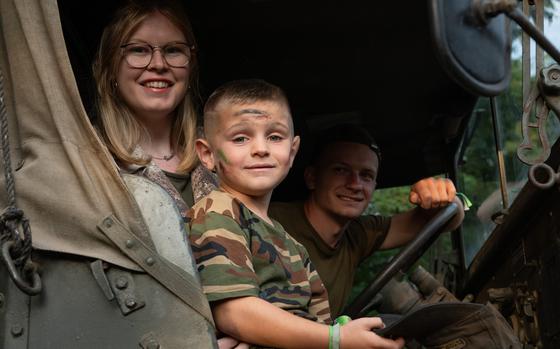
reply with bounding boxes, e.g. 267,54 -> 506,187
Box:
93,0 -> 215,210
93,3 -> 237,347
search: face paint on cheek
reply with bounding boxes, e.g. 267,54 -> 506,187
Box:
217,149 -> 229,165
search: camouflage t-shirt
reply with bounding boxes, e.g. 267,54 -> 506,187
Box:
189,190 -> 331,324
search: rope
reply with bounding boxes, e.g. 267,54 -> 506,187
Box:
0,70 -> 16,207
0,68 -> 33,269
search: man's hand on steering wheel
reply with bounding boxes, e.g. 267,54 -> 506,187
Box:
409,177 -> 456,210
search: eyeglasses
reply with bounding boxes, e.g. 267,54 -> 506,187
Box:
120,42 -> 194,68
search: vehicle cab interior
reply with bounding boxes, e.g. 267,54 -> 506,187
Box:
1,0 -> 560,347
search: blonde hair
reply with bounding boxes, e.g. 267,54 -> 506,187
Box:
93,0 -> 199,173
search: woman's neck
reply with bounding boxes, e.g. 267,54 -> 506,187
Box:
139,114 -> 175,156
142,138 -> 173,158
137,114 -> 180,173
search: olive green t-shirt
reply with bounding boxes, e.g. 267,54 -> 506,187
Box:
269,201 -> 391,317
163,170 -> 194,207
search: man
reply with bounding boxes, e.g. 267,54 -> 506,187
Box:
269,123 -> 464,317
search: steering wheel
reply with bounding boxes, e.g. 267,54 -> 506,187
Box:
343,202 -> 460,318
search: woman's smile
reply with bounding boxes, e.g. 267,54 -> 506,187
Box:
117,12 -> 189,122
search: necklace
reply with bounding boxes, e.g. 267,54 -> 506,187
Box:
151,153 -> 175,161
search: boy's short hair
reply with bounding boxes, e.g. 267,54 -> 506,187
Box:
203,79 -> 292,139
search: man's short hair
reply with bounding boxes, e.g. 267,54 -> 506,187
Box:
203,79 -> 292,139
311,123 -> 381,165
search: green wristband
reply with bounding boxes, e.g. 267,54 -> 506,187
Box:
456,192 -> 472,211
331,323 -> 340,349
335,315 -> 352,326
328,325 -> 333,349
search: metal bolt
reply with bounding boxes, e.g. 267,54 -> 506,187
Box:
125,239 -> 135,248
551,71 -> 560,81
145,257 -> 155,266
146,340 -> 160,349
103,218 -> 113,228
11,325 -> 23,337
115,277 -> 128,290
125,298 -> 137,308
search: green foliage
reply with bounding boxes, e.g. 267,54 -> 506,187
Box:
366,186 -> 413,216
348,186 -> 413,303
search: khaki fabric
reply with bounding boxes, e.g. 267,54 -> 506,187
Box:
377,274 -> 521,349
421,304 -> 522,349
0,0 -> 153,270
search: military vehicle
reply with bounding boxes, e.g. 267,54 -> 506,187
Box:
1,0 -> 559,348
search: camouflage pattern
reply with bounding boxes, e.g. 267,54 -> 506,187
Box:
189,190 -> 331,324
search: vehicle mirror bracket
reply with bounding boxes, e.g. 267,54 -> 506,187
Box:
517,64 -> 560,165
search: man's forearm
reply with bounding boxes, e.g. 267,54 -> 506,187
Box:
213,296 -> 329,349
381,197 -> 464,250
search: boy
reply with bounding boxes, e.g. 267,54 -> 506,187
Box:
190,79 -> 404,349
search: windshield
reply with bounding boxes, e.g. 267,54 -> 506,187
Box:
459,0 -> 560,265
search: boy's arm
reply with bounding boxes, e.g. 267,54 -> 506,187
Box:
214,296 -> 327,349
303,251 -> 331,323
214,296 -> 405,349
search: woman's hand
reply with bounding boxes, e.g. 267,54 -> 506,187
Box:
340,317 -> 405,349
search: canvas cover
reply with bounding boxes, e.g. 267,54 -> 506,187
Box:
0,0 -> 152,270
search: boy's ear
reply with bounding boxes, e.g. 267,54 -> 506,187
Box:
288,135 -> 301,168
303,165 -> 316,190
195,138 -> 216,171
